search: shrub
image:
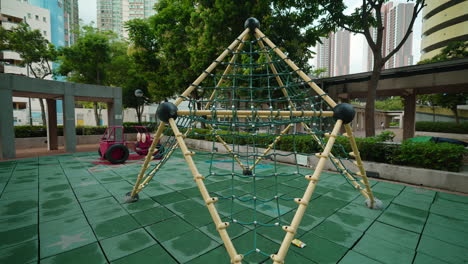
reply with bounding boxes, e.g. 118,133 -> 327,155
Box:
394,141 -> 466,172
416,121 -> 468,134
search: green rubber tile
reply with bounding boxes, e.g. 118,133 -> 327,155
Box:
0,212 -> 37,232
145,215 -> 194,242
151,191 -> 189,205
215,199 -> 251,217
291,232 -> 348,264
417,235 -> 468,264
354,233 -> 415,264
122,196 -> 159,214
230,208 -> 273,226
324,189 -> 360,202
430,199 -> 468,220
327,211 -> 374,232
0,188 -> 38,200
392,192 -> 433,211
179,209 -> 213,228
40,183 -> 72,193
279,209 -> 324,232
142,184 -> 175,197
377,203 -> 427,233
352,191 -> 393,207
112,244 -> 177,264
39,202 -> 83,223
401,186 -> 436,198
199,219 -> 250,243
436,192 -> 468,204
3,182 -> 38,192
0,197 -> 38,217
309,219 -> 363,248
0,239 -> 38,263
188,245 -> 231,264
367,221 -> 419,250
81,197 -> 121,212
426,213 -> 468,233
232,231 -> 280,263
162,229 -> 219,263
73,185 -> 111,202
100,228 -> 156,261
40,242 -> 107,264
338,250 -> 381,264
306,196 -> 348,218
40,222 -> 96,258
257,224 -> 305,244
165,198 -> 206,215
92,214 -> 140,240
423,221 -> 468,249
84,204 -> 128,225
0,224 -> 37,249
373,181 -> 405,191
413,252 -> 450,264
131,206 -> 175,226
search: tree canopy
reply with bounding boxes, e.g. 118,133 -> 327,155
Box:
125,0 -> 330,103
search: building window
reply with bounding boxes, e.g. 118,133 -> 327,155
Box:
43,17 -> 46,22
35,15 -> 39,20
43,31 -> 47,36
27,13 -> 31,19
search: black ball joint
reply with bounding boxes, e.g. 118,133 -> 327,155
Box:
157,102 -> 178,123
244,17 -> 260,32
333,103 -> 355,124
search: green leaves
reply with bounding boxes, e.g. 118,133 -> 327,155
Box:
1,23 -> 57,79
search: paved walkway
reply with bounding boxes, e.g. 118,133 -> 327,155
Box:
1,150 -> 467,263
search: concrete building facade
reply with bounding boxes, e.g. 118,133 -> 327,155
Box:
367,2 -> 414,71
97,0 -> 157,38
420,0 -> 468,61
315,30 -> 350,77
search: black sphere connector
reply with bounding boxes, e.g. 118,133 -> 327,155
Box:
157,102 -> 178,123
244,17 -> 260,32
243,169 -> 253,176
333,103 -> 355,124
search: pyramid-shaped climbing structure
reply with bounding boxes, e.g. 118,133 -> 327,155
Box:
126,18 -> 380,264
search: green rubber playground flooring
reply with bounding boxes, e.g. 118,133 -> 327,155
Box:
1,150 -> 468,264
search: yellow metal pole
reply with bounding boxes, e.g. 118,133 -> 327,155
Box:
344,124 -> 377,207
168,118 -> 243,264
271,120 -> 343,264
130,122 -> 166,197
174,28 -> 250,107
255,28 -> 337,109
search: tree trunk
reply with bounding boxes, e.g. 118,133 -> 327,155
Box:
39,99 -> 47,126
365,65 -> 382,137
136,104 -> 142,124
93,102 -> 100,126
452,106 -> 460,124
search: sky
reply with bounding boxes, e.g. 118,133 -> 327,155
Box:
78,0 -> 423,73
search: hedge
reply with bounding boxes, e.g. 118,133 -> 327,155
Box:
416,121 -> 468,134
14,122 -> 157,138
186,129 -> 466,172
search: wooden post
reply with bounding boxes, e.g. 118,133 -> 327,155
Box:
271,120 -> 343,264
403,93 -> 416,140
168,118 -> 242,264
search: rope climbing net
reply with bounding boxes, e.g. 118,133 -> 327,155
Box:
127,18 -> 381,264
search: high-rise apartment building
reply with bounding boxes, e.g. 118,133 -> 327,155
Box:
28,0 -> 79,48
0,0 -> 51,75
315,30 -> 351,77
97,0 -> 158,38
420,0 -> 468,61
367,2 -> 414,71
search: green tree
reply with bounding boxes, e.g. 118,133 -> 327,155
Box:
418,41 -> 468,64
0,23 -> 58,125
126,0 -> 329,104
314,0 -> 425,136
58,26 -> 114,125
